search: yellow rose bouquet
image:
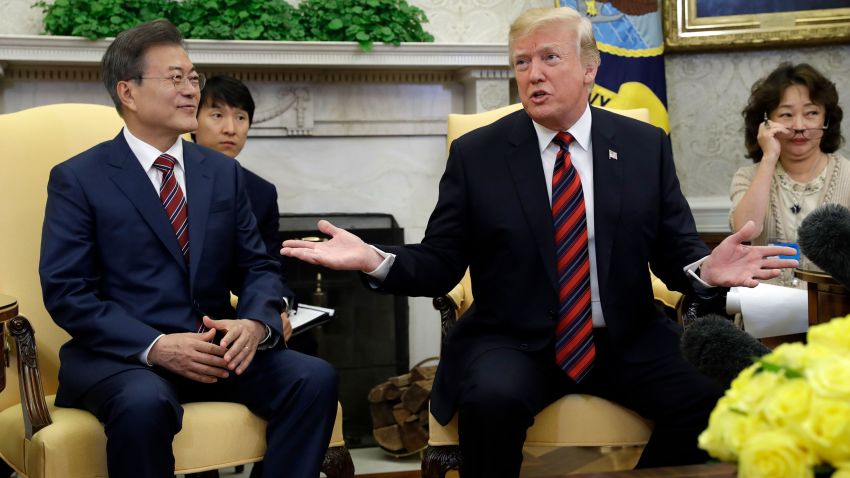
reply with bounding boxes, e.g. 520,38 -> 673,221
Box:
699,314 -> 850,478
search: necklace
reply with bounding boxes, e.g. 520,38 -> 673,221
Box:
781,154 -> 827,214
789,188 -> 804,215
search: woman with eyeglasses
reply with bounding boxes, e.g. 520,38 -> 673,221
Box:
730,62 -> 847,289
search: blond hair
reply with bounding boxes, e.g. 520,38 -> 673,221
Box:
508,7 -> 600,69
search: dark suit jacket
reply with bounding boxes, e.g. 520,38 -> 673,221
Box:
377,107 -> 709,424
40,133 -> 284,406
243,167 -> 295,304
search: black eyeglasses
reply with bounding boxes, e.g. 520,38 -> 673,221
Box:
775,121 -> 830,140
132,72 -> 206,91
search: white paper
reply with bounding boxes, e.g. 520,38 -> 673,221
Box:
729,283 -> 808,338
289,303 -> 335,335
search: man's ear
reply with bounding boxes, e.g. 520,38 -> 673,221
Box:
116,80 -> 137,113
583,61 -> 599,85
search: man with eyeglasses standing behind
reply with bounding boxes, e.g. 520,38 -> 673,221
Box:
39,19 -> 338,477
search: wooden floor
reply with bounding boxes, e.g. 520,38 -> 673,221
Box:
356,472 -> 420,478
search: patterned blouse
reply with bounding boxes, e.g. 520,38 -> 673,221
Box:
730,153 -> 850,288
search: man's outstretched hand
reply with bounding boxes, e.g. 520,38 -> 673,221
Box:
700,220 -> 799,288
281,220 -> 384,272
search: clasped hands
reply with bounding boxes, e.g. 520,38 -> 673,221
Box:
148,313 -> 291,383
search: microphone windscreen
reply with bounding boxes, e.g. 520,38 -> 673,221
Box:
798,203 -> 850,290
680,315 -> 770,389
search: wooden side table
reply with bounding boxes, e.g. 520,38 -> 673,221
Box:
0,294 -> 19,393
566,463 -> 736,477
795,269 -> 850,326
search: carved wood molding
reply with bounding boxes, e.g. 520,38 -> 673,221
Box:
0,35 -> 510,78
8,315 -> 52,438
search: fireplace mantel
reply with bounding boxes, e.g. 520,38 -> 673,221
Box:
0,35 -> 515,119
0,34 -> 509,69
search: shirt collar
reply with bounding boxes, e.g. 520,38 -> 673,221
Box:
123,127 -> 185,172
532,103 -> 593,154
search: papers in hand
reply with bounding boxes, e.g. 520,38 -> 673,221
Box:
290,303 -> 334,336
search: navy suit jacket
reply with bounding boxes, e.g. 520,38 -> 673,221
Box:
377,107 -> 709,424
40,133 -> 284,406
243,168 -> 295,305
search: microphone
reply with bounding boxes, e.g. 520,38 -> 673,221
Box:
798,203 -> 850,290
680,315 -> 770,389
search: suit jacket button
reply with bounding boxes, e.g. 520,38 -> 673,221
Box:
548,310 -> 556,318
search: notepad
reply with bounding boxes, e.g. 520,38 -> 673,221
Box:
290,303 -> 334,335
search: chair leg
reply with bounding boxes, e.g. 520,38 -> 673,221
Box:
322,445 -> 355,478
185,471 -> 219,478
421,445 -> 462,478
0,460 -> 13,478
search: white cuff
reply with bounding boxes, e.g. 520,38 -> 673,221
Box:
259,323 -> 272,344
365,245 -> 396,282
684,256 -> 713,289
139,334 -> 165,366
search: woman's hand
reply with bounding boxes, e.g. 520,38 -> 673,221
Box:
757,117 -> 786,164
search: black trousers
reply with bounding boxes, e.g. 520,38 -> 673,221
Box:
455,321 -> 723,478
79,348 -> 338,478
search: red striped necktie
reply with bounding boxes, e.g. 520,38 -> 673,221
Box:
153,153 -> 190,263
551,132 -> 595,382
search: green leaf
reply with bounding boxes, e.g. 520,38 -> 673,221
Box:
756,360 -> 804,379
327,18 -> 344,30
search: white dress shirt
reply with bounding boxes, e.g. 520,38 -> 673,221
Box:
123,127 -> 187,198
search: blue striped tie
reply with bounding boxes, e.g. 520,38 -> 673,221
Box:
551,132 -> 595,382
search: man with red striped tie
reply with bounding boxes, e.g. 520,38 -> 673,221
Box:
281,7 -> 797,478
39,19 -> 337,478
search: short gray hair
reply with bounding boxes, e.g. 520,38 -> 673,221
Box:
508,7 -> 600,69
101,19 -> 185,114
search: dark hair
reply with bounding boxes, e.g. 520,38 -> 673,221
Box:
190,75 -> 255,142
198,75 -> 255,125
101,19 -> 185,113
742,62 -> 844,162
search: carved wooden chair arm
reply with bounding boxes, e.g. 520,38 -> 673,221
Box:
432,295 -> 459,339
5,315 -> 53,439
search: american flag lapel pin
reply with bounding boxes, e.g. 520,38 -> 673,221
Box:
608,149 -> 618,160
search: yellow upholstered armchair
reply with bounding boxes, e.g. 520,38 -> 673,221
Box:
420,105 -> 677,477
0,104 -> 353,478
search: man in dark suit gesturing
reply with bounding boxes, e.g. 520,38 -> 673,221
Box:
282,7 -> 796,477
39,20 -> 337,478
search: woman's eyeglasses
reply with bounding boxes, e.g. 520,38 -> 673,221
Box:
775,122 -> 829,140
764,112 -> 829,140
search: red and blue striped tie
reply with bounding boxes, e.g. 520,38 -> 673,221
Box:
551,132 -> 595,382
153,153 -> 190,263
